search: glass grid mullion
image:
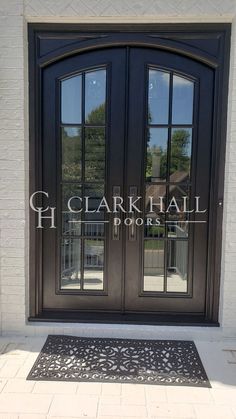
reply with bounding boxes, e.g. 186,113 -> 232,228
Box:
147,124 -> 194,128
80,72 -> 86,290
162,73 -> 174,292
60,70 -> 107,292
144,69 -> 192,294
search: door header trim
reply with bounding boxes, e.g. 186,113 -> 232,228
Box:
29,23 -> 231,69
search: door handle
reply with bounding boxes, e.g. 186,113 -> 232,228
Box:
128,186 -> 138,241
112,186 -> 121,240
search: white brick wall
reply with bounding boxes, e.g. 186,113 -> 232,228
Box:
0,0 -> 25,336
1,0 -> 236,338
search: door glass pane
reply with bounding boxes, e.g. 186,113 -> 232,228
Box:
146,128 -> 168,182
172,76 -> 194,124
60,68 -> 106,292
144,240 -> 164,292
85,127 -> 105,182
170,128 -> 192,180
85,70 -> 106,124
143,68 -> 194,295
62,127 -> 82,182
84,212 -> 105,237
61,75 -> 82,124
167,184 -> 190,238
84,239 -> 104,290
148,70 -> 170,124
61,238 -> 81,289
167,240 -> 188,292
84,184 -> 105,211
145,217 -> 165,239
62,184 -> 82,236
145,184 -> 166,238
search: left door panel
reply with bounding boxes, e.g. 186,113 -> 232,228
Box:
42,48 -> 126,311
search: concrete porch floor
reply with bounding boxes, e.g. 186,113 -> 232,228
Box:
0,337 -> 236,419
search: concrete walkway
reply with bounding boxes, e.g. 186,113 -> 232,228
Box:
0,337 -> 236,419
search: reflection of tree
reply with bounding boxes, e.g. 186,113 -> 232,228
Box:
62,128 -> 81,181
62,184 -> 81,211
85,103 -> 105,182
62,103 -> 105,183
86,103 -> 105,125
146,129 -> 190,180
170,129 -> 190,175
85,127 -> 105,182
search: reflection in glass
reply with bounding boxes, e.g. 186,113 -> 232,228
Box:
167,240 -> 188,292
61,238 -> 81,289
85,127 -> 105,182
84,239 -> 104,290
84,211 -> 105,237
85,70 -> 106,124
145,184 -> 166,238
172,75 -> 194,125
167,221 -> 188,240
145,220 -> 165,239
143,240 -> 164,291
148,70 -> 170,124
168,184 -> 190,208
62,184 -> 82,211
167,184 -> 190,238
170,128 -> 192,180
84,185 -> 105,237
84,184 -> 104,210
146,128 -> 168,182
62,211 -> 82,236
61,75 -> 82,124
60,69 -> 107,293
62,127 -> 82,182
62,184 -> 82,236
145,184 -> 166,213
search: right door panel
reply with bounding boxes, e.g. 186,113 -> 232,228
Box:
124,48 -> 214,314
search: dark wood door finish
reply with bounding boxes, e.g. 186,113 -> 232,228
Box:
42,49 -> 126,311
125,48 -> 213,313
29,24 -> 231,324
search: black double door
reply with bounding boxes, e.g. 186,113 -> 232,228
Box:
42,46 -> 213,317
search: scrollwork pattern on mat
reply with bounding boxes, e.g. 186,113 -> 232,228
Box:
27,335 -> 210,387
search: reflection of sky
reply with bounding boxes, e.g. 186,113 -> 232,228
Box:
61,69 -> 106,124
85,70 -> 106,120
172,76 -> 193,124
149,128 -> 168,151
149,70 -> 194,125
64,127 -> 80,137
61,76 -> 82,124
149,70 -> 170,124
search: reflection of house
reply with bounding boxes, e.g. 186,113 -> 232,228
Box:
146,170 -> 189,216
146,170 -> 189,277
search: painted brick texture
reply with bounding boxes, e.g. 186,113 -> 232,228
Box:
0,0 -> 236,337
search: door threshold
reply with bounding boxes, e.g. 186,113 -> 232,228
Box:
28,311 -> 219,326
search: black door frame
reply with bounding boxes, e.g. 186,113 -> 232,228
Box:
28,23 -> 231,325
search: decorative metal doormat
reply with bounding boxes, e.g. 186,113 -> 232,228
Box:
27,335 -> 210,387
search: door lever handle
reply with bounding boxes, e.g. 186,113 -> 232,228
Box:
128,186 -> 138,241
112,186 -> 121,240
